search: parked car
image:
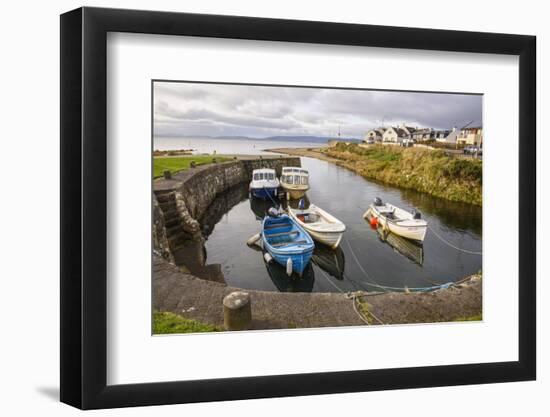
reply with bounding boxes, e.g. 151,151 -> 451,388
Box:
464,145 -> 482,155
364,137 -> 375,145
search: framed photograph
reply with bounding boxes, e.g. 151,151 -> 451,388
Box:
60,7 -> 536,409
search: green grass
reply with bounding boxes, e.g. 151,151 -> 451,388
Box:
326,143 -> 482,205
153,155 -> 231,178
153,311 -> 221,334
453,313 -> 482,322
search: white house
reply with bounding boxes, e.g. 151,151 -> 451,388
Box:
364,128 -> 386,142
382,125 -> 414,143
411,128 -> 433,141
435,127 -> 459,143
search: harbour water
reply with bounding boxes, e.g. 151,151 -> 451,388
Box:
158,137 -> 482,293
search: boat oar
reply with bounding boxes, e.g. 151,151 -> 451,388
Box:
362,208 -> 372,219
246,233 -> 261,246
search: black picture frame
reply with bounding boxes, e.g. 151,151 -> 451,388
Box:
60,6 -> 536,410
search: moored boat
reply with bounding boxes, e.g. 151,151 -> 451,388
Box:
261,210 -> 315,276
288,202 -> 346,249
280,167 -> 310,200
364,197 -> 428,242
249,168 -> 280,200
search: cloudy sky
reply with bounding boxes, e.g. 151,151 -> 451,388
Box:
154,82 -> 482,139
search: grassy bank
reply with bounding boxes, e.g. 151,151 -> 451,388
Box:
454,313 -> 483,322
325,144 -> 482,205
153,311 -> 220,334
153,155 -> 231,178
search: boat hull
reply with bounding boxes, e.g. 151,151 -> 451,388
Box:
281,186 -> 308,200
367,205 -> 427,242
300,228 -> 343,249
250,187 -> 278,200
269,248 -> 314,275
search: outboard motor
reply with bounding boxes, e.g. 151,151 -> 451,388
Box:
412,209 -> 422,220
374,197 -> 383,206
267,207 -> 280,218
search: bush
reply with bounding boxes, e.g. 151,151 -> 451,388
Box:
443,158 -> 482,181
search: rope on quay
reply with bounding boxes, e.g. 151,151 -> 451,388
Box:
346,292 -> 385,325
317,267 -> 375,325
428,225 -> 482,255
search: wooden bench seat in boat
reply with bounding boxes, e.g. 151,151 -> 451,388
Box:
264,223 -> 288,230
266,230 -> 299,238
271,239 -> 308,247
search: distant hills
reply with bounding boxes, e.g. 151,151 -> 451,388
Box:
159,135 -> 362,144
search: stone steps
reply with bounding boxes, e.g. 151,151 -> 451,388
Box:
164,216 -> 180,229
155,191 -> 174,203
159,200 -> 176,211
166,223 -> 184,238
168,231 -> 188,249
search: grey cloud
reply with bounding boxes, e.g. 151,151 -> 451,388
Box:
153,82 -> 482,138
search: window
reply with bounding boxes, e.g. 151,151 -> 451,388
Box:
301,176 -> 308,185
294,175 -> 300,185
267,173 -> 274,180
253,174 -> 259,180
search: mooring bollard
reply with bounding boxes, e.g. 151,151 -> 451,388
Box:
163,170 -> 172,180
223,291 -> 252,331
190,161 -> 196,168
212,157 -> 217,163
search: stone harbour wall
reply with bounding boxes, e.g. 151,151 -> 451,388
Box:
153,156 -> 301,255
152,193 -> 174,263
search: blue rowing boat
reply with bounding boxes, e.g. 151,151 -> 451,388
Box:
261,212 -> 315,276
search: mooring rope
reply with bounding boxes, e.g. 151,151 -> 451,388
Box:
350,294 -> 371,326
316,267 -> 346,293
344,237 -> 456,293
262,186 -> 280,209
428,225 -> 482,255
344,237 -> 382,286
316,267 -> 372,325
346,292 -> 385,325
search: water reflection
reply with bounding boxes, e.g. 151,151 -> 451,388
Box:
399,188 -> 482,236
375,226 -> 424,266
312,244 -> 346,280
200,183 -> 250,237
249,196 -> 277,221
265,261 -> 315,292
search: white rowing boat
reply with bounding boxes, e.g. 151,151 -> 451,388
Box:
288,203 -> 346,249
364,197 -> 428,242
